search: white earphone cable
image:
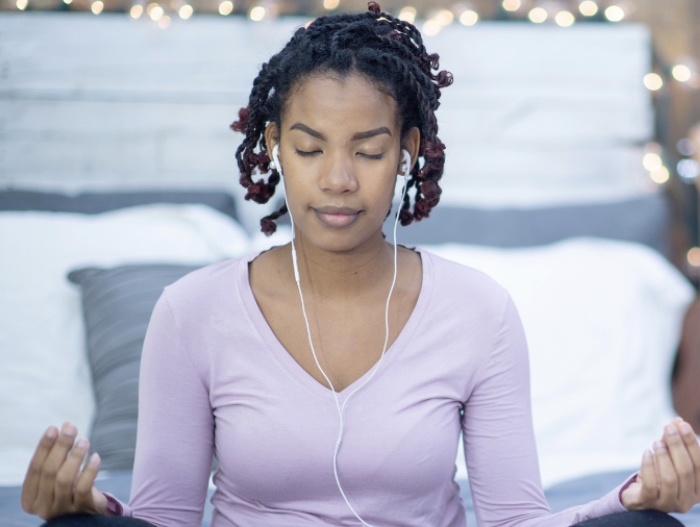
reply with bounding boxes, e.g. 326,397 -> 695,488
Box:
273,145 -> 409,527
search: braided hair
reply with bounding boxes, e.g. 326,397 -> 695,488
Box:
231,1 -> 453,235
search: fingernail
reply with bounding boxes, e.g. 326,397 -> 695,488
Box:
665,425 -> 678,435
680,422 -> 694,435
46,427 -> 57,439
63,425 -> 76,437
654,440 -> 667,451
89,453 -> 100,466
643,449 -> 653,460
76,438 -> 88,449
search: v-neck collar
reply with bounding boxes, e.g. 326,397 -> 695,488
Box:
239,245 -> 432,401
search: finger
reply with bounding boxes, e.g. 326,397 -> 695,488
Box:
35,423 -> 77,516
21,426 -> 58,513
54,437 -> 90,512
654,439 -> 680,512
663,424 -> 696,511
679,421 -> 700,497
640,449 -> 660,506
73,453 -> 101,511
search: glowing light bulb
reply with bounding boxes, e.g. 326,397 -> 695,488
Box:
643,73 -> 663,91
249,5 -> 265,20
672,64 -> 692,83
435,9 -> 454,26
578,0 -> 598,16
555,11 -> 575,26
677,159 -> 699,181
502,0 -> 521,11
323,0 -> 339,9
16,0 -> 28,10
643,152 -> 662,172
158,14 -> 170,27
63,0 -> 72,4
178,4 -> 192,18
604,5 -> 624,22
91,0 -> 103,13
130,4 -> 143,17
398,6 -> 416,23
149,5 -> 163,20
528,7 -> 547,23
649,166 -> 669,184
423,19 -> 442,35
459,9 -> 478,25
677,138 -> 696,157
219,0 -> 233,15
688,247 -> 700,268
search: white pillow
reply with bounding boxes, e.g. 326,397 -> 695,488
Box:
0,204 -> 251,485
424,238 -> 695,487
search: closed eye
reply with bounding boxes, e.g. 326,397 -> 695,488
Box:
295,149 -> 321,157
359,152 -> 384,160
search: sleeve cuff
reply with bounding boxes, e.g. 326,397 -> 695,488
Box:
617,471 -> 639,510
102,492 -> 130,516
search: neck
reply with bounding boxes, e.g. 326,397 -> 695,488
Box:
287,229 -> 396,301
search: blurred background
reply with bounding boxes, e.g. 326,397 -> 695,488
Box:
1,0 -> 700,284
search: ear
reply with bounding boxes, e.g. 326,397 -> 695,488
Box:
264,122 -> 279,159
400,127 -> 421,176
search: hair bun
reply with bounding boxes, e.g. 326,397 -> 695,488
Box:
367,2 -> 381,15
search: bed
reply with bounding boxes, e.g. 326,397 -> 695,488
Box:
2,12 -> 699,527
0,188 -> 698,526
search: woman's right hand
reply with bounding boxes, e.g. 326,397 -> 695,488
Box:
21,422 -> 108,520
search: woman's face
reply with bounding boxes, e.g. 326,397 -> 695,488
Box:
264,73 -> 419,254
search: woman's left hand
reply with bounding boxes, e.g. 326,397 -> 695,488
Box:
621,417 -> 700,513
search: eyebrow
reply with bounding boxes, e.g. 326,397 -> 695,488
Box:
289,122 -> 392,141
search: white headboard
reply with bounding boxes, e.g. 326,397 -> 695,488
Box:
1,14 -> 655,207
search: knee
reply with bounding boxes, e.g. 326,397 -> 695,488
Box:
574,510 -> 686,527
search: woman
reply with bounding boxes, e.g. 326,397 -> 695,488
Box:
22,3 -> 700,526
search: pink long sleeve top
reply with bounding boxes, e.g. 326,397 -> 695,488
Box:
109,247 -> 631,526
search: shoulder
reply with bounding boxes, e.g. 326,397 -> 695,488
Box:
160,252 -> 255,322
418,246 -> 511,316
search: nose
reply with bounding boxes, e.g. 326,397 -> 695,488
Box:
318,151 -> 358,194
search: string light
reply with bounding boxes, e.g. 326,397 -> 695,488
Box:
643,73 -> 663,91
63,0 -> 72,4
643,152 -> 663,172
578,1 -> 598,16
604,5 -> 624,22
130,4 -> 143,17
158,14 -> 171,27
502,0 -> 521,11
149,4 -> 163,20
323,0 -> 339,9
16,0 -> 28,10
528,7 -> 547,23
249,6 -> 266,20
649,166 -> 670,184
677,159 -> 699,182
434,9 -> 454,25
672,64 -> 692,83
459,9 -> 478,25
677,138 -> 696,157
178,4 -> 192,18
688,248 -> 700,268
398,6 -> 416,23
423,19 -> 442,35
218,0 -> 232,15
555,11 -> 575,26
91,0 -> 103,13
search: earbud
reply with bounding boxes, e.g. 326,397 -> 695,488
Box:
400,149 -> 411,179
271,144 -> 281,173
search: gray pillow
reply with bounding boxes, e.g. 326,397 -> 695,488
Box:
67,264 -> 207,470
0,188 -> 238,221
381,194 -> 671,257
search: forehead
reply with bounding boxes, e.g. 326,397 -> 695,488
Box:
282,73 -> 399,135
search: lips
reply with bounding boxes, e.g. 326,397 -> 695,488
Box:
313,206 -> 362,228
